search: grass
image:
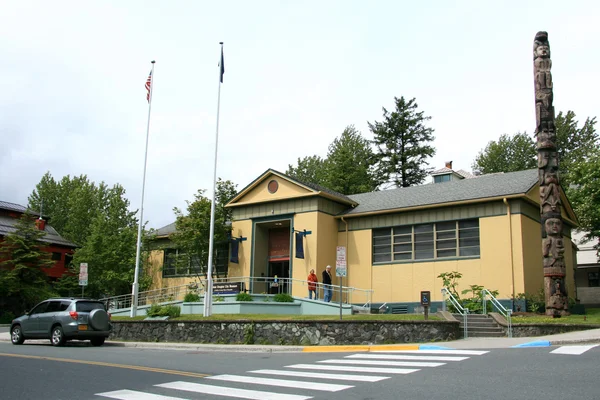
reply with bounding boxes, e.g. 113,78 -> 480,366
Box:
111,313 -> 440,322
511,308 -> 600,325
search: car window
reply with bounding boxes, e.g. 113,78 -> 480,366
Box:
45,301 -> 62,313
75,302 -> 105,312
60,301 -> 71,311
30,302 -> 49,315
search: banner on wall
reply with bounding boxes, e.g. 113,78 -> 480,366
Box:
230,239 -> 239,264
295,231 -> 304,259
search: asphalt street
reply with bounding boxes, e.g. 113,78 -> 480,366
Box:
0,341 -> 598,400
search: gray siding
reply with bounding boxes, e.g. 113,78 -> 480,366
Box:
232,197 -> 347,221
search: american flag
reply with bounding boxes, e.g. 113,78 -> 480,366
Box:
145,70 -> 153,102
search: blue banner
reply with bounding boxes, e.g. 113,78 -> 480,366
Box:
295,232 -> 304,259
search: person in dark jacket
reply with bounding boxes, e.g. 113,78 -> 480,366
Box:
322,265 -> 333,302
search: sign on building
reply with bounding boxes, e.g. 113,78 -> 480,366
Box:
336,246 -> 347,277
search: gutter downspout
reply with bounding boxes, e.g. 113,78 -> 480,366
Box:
504,198 -> 515,311
341,216 -> 349,304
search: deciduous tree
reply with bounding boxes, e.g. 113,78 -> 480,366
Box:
471,132 -> 537,174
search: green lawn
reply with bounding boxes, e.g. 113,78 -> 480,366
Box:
511,308 -> 600,325
112,313 -> 440,322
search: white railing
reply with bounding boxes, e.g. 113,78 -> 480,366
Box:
482,289 -> 512,338
101,275 -> 373,312
441,287 -> 469,339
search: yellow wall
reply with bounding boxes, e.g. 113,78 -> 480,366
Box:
229,220 -> 253,278
234,176 -> 313,205
146,249 -> 195,291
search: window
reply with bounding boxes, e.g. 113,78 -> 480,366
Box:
51,252 -> 62,261
372,219 -> 480,264
30,302 -> 49,315
589,272 -> 600,287
46,301 -> 62,312
75,301 -> 105,312
163,249 -> 204,277
434,174 -> 451,183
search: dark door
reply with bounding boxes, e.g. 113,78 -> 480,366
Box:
268,261 -> 290,293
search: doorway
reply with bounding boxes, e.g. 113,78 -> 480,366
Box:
268,260 -> 290,294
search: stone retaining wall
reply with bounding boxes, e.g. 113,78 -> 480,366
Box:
110,320 -> 459,345
510,324 -> 600,337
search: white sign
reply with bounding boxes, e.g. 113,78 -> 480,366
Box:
336,246 -> 347,277
79,263 -> 88,283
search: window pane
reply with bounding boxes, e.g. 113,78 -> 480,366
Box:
437,249 -> 457,258
374,253 -> 391,263
460,247 -> 480,256
373,228 -> 391,237
393,234 -> 412,244
51,252 -> 62,261
459,228 -> 479,238
414,224 -> 433,233
393,226 -> 412,235
436,221 -> 456,231
394,253 -> 412,261
373,245 -> 391,254
415,250 -> 434,260
373,236 -> 391,246
436,239 -> 456,249
459,219 -> 479,229
437,230 -> 456,240
459,237 -> 480,248
393,243 -> 412,253
415,241 -> 434,251
415,233 -> 434,242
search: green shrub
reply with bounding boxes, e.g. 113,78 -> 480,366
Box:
236,292 -> 253,302
146,303 -> 181,318
244,322 -> 255,344
0,312 -> 15,324
213,295 -> 225,302
184,292 -> 200,302
273,293 -> 294,303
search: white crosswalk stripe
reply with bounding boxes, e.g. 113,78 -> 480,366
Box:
249,369 -> 390,382
345,353 -> 469,361
156,381 -> 312,400
319,358 -> 446,367
95,348 -> 490,399
206,374 -> 353,391
550,345 -> 599,355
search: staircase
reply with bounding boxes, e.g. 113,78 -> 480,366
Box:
453,313 -> 505,338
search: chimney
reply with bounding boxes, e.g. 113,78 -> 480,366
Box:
445,161 -> 453,169
35,218 -> 46,231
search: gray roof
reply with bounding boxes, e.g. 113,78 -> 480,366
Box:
0,215 -> 77,248
0,200 -> 41,216
155,221 -> 177,237
342,169 -> 538,216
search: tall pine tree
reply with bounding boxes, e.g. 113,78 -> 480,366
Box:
369,96 -> 436,188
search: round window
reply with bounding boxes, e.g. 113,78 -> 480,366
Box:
267,180 -> 279,194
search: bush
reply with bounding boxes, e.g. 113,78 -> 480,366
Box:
273,293 -> 294,303
146,303 -> 181,318
236,292 -> 253,302
0,311 -> 15,324
184,292 -> 200,302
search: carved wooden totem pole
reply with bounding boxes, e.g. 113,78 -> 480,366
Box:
534,31 -> 569,317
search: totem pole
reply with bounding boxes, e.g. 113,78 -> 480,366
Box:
533,31 -> 569,317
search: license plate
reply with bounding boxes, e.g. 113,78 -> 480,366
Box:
78,325 -> 88,331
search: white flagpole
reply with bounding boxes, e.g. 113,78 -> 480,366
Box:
204,43 -> 224,317
131,60 -> 156,318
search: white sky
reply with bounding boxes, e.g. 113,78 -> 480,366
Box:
1,1 -> 598,229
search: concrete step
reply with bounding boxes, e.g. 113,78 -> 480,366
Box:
466,331 -> 506,338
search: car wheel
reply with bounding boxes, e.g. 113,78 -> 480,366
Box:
51,326 -> 65,347
11,325 -> 25,345
90,337 -> 106,346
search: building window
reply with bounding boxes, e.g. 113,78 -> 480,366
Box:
163,249 -> 203,277
589,272 -> 600,287
51,252 -> 62,261
434,174 -> 451,183
372,219 -> 480,264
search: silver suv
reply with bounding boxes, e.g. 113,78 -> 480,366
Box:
10,298 -> 112,346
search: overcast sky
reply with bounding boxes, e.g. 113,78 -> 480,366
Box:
1,1 -> 598,230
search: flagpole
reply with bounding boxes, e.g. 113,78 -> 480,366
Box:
131,60 -> 155,318
204,43 -> 224,317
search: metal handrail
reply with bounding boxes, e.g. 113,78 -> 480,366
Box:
441,287 -> 469,339
101,275 -> 373,312
482,289 -> 512,338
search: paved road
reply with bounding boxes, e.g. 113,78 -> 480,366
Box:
1,341 -> 598,399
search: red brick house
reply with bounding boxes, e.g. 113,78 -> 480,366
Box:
0,200 -> 77,280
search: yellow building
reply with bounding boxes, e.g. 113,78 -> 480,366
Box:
149,166 -> 578,310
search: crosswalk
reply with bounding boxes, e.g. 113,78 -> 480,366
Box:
96,349 -> 489,400
551,344 -> 598,355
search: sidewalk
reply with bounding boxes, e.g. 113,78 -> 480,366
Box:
2,328 -> 600,351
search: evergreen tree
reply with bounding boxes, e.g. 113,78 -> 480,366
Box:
324,125 -> 378,194
286,155 -> 327,186
471,132 -> 537,174
369,96 -> 436,188
0,213 -> 57,320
